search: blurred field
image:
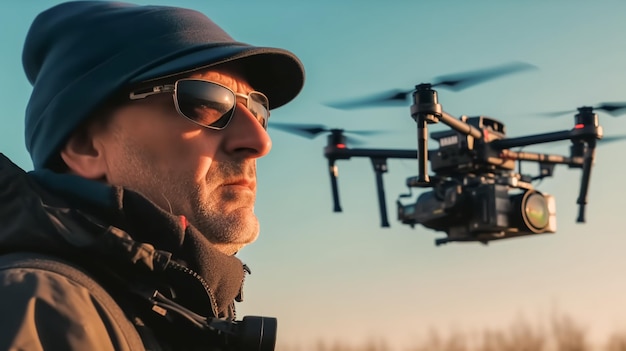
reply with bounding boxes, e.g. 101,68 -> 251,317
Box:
278,313 -> 626,351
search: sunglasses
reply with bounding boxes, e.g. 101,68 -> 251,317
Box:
128,79 -> 270,130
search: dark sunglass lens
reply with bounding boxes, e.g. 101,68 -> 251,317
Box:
176,80 -> 235,128
248,92 -> 270,129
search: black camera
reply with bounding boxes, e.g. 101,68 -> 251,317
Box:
143,287 -> 278,351
208,316 -> 278,351
398,180 -> 556,246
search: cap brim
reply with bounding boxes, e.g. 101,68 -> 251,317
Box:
131,44 -> 305,110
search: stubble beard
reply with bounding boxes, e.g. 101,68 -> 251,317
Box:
187,171 -> 261,252
112,146 -> 260,254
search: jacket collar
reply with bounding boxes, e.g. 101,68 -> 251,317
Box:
0,154 -> 246,317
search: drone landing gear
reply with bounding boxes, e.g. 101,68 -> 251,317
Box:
371,158 -> 390,227
328,156 -> 391,227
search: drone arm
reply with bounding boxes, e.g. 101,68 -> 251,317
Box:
439,110 -> 483,139
491,130 -> 574,149
491,122 -> 603,150
499,150 -> 583,167
327,146 -> 418,160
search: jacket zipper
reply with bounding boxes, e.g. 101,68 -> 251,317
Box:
164,259 -> 220,317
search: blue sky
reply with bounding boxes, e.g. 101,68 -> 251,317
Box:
3,1 -> 626,349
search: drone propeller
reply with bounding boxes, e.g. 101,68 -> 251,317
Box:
599,135 -> 626,144
269,122 -> 384,146
542,102 -> 626,117
325,62 -> 537,110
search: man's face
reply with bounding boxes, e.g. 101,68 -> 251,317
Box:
92,69 -> 272,255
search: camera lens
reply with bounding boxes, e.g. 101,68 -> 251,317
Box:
236,316 -> 277,351
523,192 -> 549,231
509,190 -> 552,234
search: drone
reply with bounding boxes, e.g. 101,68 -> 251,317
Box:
271,62 -> 626,246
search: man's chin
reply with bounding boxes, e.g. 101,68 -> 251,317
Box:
197,209 -> 259,255
211,228 -> 259,255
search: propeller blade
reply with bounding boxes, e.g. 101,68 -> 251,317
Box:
539,110 -> 576,118
541,102 -> 626,118
595,102 -> 626,116
345,129 -> 387,136
325,89 -> 413,110
600,135 -> 626,144
432,62 -> 537,91
269,122 -> 328,138
344,135 -> 368,146
270,122 -> 386,140
325,62 -> 536,110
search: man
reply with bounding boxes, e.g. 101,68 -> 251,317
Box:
0,1 -> 304,350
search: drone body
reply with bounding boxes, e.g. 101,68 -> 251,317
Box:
273,63 -> 625,246
397,84 -> 602,246
398,115 -> 559,246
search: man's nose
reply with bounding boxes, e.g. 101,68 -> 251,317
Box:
222,103 -> 272,157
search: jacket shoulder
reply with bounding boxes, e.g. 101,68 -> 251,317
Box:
0,252 -> 146,351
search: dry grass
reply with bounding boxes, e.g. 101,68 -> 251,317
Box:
278,313 -> 626,351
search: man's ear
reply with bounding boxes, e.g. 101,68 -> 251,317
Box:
60,128 -> 108,180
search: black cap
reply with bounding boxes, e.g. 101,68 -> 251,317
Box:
23,1 -> 305,170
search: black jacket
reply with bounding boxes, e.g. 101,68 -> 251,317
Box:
0,154 -> 250,350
